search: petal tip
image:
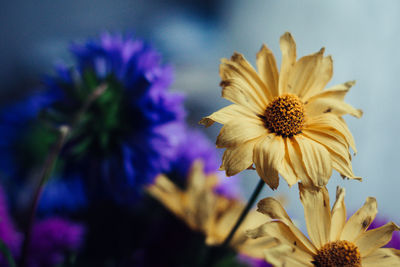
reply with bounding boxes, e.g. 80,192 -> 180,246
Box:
199,117 -> 214,127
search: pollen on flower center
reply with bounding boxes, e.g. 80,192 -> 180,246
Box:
264,94 -> 305,137
313,240 -> 361,267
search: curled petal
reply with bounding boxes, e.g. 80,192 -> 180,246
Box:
299,184 -> 331,249
355,222 -> 400,257
216,119 -> 266,148
341,197 -> 377,241
295,135 -> 332,187
253,135 -> 284,189
279,32 -> 296,95
330,187 -> 347,241
362,248 -> 400,266
199,104 -> 259,127
220,138 -> 259,176
220,53 -> 271,113
256,44 -> 279,97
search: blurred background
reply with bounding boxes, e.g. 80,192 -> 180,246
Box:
1,0 -> 399,226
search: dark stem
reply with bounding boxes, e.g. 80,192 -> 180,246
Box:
221,179 -> 265,247
18,126 -> 69,267
18,83 -> 107,267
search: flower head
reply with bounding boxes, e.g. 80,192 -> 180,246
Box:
200,32 -> 361,189
146,160 -> 273,260
246,185 -> 400,266
0,32 -> 186,204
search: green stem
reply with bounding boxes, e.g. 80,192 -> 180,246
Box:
221,179 -> 265,247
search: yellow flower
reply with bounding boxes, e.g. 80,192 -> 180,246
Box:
246,185 -> 400,266
146,160 -> 275,259
200,32 -> 362,189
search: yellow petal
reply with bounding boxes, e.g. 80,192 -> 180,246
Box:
216,119 -> 266,148
220,138 -> 259,176
306,113 -> 357,154
220,53 -> 271,113
199,104 -> 259,127
302,55 -> 333,100
312,80 -> 357,101
294,135 -> 332,187
263,243 -> 314,267
303,126 -> 356,181
305,94 -> 362,118
356,222 -> 400,257
287,48 -> 327,99
238,237 -> 278,259
256,44 -> 279,97
279,32 -> 296,95
257,197 -> 291,221
247,221 -> 315,255
280,155 -> 299,187
299,184 -> 331,249
302,129 -> 360,180
146,174 -> 184,218
253,135 -> 284,189
257,197 -> 317,254
362,248 -> 400,267
330,187 -> 347,241
286,137 -> 314,188
186,161 -> 216,229
341,197 -> 377,241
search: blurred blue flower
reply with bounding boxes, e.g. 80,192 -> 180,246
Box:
0,32 -> 187,206
38,176 -> 88,214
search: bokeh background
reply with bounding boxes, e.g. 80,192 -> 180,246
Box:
1,0 -> 399,226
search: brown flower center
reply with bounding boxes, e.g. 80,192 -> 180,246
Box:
264,94 -> 305,137
313,240 -> 361,267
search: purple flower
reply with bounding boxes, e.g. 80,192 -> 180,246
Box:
213,173 -> 242,200
169,126 -> 219,182
27,218 -> 85,267
0,186 -> 22,264
0,183 -> 85,266
238,254 -> 272,267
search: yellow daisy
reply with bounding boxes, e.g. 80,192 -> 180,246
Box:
246,185 -> 400,266
146,160 -> 275,259
200,32 -> 362,189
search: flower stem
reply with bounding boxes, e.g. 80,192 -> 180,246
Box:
19,125 -> 69,267
221,179 -> 265,247
18,83 -> 107,267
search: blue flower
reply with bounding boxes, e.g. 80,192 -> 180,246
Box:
0,32 -> 186,206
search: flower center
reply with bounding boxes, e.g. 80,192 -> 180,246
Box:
313,240 -> 361,267
264,94 -> 305,137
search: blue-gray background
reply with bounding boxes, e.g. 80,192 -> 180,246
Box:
1,0 -> 398,226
